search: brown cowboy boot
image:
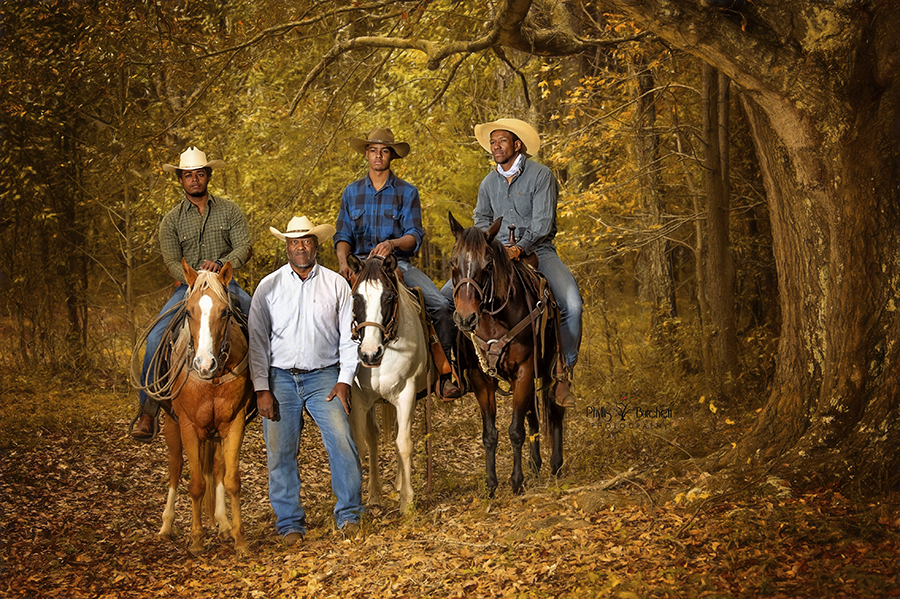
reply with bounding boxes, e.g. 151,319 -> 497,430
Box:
554,364 -> 577,409
130,413 -> 155,439
440,374 -> 462,401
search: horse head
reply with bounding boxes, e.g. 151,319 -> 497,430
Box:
448,211 -> 509,332
348,253 -> 400,367
182,258 -> 234,379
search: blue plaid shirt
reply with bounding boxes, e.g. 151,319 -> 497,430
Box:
333,171 -> 424,258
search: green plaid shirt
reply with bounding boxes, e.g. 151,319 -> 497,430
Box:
159,194 -> 251,284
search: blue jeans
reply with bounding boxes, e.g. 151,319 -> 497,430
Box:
397,260 -> 456,359
534,246 -> 583,368
139,280 -> 251,406
440,246 -> 582,368
263,365 -> 363,536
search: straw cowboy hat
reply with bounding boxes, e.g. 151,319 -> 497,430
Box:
162,146 -> 225,173
269,216 -> 336,244
474,118 -> 542,156
348,127 -> 410,158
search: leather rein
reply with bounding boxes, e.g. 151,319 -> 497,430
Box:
454,260 -> 550,379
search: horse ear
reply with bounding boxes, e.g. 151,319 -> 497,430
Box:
448,211 -> 464,239
486,218 -> 503,242
182,258 -> 198,287
383,253 -> 398,274
218,261 -> 233,287
347,253 -> 363,275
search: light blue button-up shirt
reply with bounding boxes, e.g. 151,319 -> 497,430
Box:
248,262 -> 358,391
473,156 -> 559,254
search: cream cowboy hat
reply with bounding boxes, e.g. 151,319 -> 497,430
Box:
162,146 -> 225,174
474,118 -> 541,156
269,216 -> 336,244
348,127 -> 410,158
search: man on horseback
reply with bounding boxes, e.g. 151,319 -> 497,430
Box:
249,216 -> 363,544
334,126 -> 461,400
470,118 -> 582,409
131,147 -> 252,440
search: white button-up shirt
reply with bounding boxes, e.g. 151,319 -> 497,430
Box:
248,262 -> 358,391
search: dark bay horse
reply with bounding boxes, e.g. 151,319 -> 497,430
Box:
347,254 -> 432,511
448,213 -> 565,495
158,259 -> 253,555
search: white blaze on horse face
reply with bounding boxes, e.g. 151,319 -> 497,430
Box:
194,294 -> 216,372
359,279 -> 385,356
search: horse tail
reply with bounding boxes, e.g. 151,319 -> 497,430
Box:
200,439 -> 216,520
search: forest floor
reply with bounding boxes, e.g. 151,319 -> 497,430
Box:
2,374 -> 900,598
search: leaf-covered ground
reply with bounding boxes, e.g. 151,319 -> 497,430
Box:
2,381 -> 900,598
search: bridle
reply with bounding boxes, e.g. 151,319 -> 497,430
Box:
351,262 -> 401,346
185,291 -> 248,383
452,257 -> 511,316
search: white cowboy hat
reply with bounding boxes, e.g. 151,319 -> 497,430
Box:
348,127 -> 410,158
474,118 -> 541,156
269,216 -> 336,244
162,146 -> 226,173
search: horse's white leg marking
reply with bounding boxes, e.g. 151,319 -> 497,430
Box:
214,481 -> 230,534
394,389 -> 415,512
159,486 -> 177,537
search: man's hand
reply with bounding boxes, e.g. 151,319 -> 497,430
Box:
338,260 -> 351,281
200,259 -> 222,272
369,239 -> 395,259
257,390 -> 277,420
505,245 -> 522,261
326,382 -> 352,415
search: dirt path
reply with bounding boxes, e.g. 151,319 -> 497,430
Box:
1,389 -> 899,598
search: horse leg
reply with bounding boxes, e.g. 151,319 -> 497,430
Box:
394,391 -> 416,512
366,405 -> 384,505
508,373 -> 534,495
472,372 -> 499,497
210,440 -> 231,540
548,392 -> 565,477
159,415 -> 182,540
221,415 -> 248,554
525,402 -> 542,477
181,426 -> 207,555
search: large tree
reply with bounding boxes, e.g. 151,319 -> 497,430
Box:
264,0 -> 900,489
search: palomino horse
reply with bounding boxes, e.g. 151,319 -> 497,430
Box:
158,259 -> 253,555
448,213 -> 565,496
347,253 -> 432,512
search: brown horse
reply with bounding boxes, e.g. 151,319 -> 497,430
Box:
158,258 -> 253,555
449,213 -> 565,496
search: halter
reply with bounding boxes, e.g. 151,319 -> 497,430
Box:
452,260 -> 511,316
351,259 -> 402,346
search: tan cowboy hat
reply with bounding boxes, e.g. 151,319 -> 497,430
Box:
474,118 -> 541,156
269,216 -> 336,244
162,146 -> 225,173
348,127 -> 410,158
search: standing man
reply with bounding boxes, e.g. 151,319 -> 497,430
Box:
471,118 -> 582,408
334,127 -> 461,400
130,146 -> 252,440
249,216 -> 363,545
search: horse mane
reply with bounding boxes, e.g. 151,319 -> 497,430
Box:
352,258 -> 421,317
185,270 -> 229,304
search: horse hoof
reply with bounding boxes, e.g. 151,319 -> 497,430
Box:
188,542 -> 205,556
234,541 -> 250,556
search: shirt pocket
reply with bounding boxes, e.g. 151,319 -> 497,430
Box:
513,189 -> 534,222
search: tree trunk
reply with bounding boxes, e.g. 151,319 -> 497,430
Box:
632,60 -> 677,336
702,64 -> 740,395
606,0 -> 900,489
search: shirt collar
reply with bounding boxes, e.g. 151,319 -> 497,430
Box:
366,171 -> 396,192
289,262 -> 320,282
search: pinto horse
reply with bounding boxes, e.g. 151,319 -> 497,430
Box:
158,259 -> 253,555
347,254 -> 432,512
448,213 -> 565,495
